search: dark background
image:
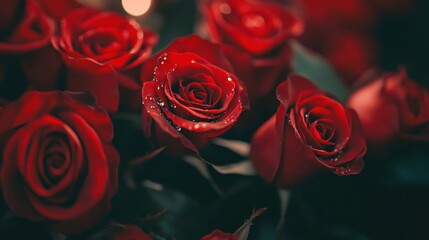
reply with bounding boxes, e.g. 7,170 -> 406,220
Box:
1,0 -> 429,239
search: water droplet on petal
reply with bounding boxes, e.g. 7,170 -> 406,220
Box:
219,3 -> 231,14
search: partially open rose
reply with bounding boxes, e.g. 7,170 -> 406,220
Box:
141,35 -> 248,155
348,68 -> 429,143
0,91 -> 119,234
200,0 -> 303,97
52,7 -> 158,112
251,75 -> 366,187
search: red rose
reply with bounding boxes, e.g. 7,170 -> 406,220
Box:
141,35 -> 248,155
200,0 -> 303,97
0,91 -> 119,234
0,0 -> 54,54
325,31 -> 378,86
0,0 -> 61,100
348,68 -> 429,143
112,225 -> 152,240
251,75 -> 366,187
52,7 -> 158,112
293,0 -> 375,30
36,0 -> 82,20
201,230 -> 237,240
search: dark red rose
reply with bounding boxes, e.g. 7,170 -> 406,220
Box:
36,0 -> 82,20
348,68 -> 429,143
251,75 -> 366,187
201,230 -> 237,240
112,225 -> 152,240
293,0 -> 375,31
0,91 -> 119,234
52,7 -> 158,112
141,35 -> 248,155
0,0 -> 54,54
200,0 -> 303,97
325,31 -> 378,86
0,0 -> 60,100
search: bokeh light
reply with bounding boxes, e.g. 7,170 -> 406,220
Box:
122,0 -> 151,16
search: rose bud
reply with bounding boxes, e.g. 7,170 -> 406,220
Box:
348,68 -> 429,143
201,230 -> 237,240
251,75 -> 366,188
0,91 -> 119,234
52,7 -> 158,112
141,35 -> 249,156
200,0 -> 304,98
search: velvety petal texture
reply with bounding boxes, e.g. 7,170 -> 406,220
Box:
52,7 -> 158,112
251,75 -> 366,188
141,35 -> 248,155
348,68 -> 429,143
200,0 -> 304,97
0,91 -> 119,234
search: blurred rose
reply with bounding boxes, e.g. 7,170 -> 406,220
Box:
325,31 -> 377,86
0,91 -> 119,234
201,230 -> 237,240
52,7 -> 158,112
293,0 -> 375,31
0,0 -> 60,100
0,0 -> 54,54
251,75 -> 366,187
141,35 -> 248,156
348,68 -> 429,143
200,0 -> 303,97
36,0 -> 81,20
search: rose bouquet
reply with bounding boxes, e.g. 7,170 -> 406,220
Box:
0,0 -> 428,239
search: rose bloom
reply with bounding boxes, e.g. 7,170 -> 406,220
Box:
325,31 -> 378,86
348,68 -> 429,143
0,0 -> 54,54
0,0 -> 61,99
52,7 -> 158,112
200,0 -> 303,97
0,91 -> 119,234
36,0 -> 82,20
251,75 -> 366,187
201,230 -> 237,240
141,35 -> 248,155
293,0 -> 375,31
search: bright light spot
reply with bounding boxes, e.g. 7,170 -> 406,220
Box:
122,0 -> 151,16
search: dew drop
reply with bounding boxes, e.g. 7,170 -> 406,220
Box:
219,3 -> 231,14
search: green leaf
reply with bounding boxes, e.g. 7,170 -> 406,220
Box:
290,40 -> 348,101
